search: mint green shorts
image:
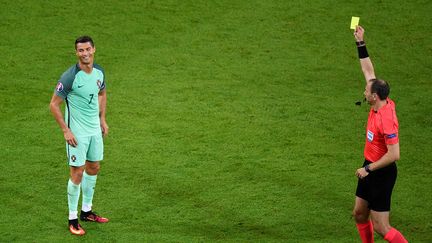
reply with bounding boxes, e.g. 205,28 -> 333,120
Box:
66,134 -> 104,167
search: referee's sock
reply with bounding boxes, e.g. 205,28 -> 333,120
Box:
384,228 -> 408,243
67,179 -> 81,220
356,220 -> 374,243
81,171 -> 97,212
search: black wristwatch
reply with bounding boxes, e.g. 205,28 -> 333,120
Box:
364,164 -> 372,173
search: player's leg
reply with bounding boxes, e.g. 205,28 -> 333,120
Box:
370,211 -> 407,243
69,165 -> 85,217
68,166 -> 85,235
82,133 -> 103,212
80,134 -> 108,223
81,160 -> 100,212
67,137 -> 89,235
353,196 -> 374,243
80,160 -> 108,222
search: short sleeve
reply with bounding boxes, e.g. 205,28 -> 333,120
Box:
94,63 -> 106,91
54,65 -> 77,99
381,109 -> 399,145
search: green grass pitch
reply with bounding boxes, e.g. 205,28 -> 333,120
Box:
0,0 -> 431,242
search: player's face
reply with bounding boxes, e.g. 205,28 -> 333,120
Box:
364,83 -> 376,105
76,42 -> 95,65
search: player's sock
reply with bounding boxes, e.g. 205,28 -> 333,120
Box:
384,228 -> 408,243
356,220 -> 374,243
81,171 -> 97,212
69,211 -> 78,220
67,179 -> 81,219
82,204 -> 92,212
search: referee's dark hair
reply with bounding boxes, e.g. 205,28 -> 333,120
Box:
75,36 -> 94,49
370,78 -> 390,100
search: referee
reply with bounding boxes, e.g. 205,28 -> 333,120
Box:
352,26 -> 408,243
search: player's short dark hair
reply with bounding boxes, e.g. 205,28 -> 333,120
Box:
75,36 -> 94,49
370,79 -> 390,100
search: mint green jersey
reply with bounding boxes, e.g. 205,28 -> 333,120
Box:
55,63 -> 106,137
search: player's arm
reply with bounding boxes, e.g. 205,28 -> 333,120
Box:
98,89 -> 109,136
49,93 -> 78,147
354,26 -> 376,83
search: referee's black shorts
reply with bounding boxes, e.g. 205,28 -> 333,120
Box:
355,159 -> 397,212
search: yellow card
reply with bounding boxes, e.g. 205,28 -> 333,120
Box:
350,17 -> 360,29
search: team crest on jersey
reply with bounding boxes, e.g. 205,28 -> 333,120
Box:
56,82 -> 63,92
97,80 -> 102,89
367,130 -> 374,142
71,155 -> 76,162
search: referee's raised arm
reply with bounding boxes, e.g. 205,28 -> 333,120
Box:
354,26 -> 376,83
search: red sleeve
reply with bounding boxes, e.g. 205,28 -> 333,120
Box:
381,109 -> 399,145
